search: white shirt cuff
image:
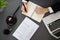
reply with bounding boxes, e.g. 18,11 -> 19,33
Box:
22,0 -> 27,3
48,7 -> 54,13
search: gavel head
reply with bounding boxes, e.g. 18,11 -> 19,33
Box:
3,29 -> 11,35
6,16 -> 17,26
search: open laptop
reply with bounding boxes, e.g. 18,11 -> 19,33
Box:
43,11 -> 60,39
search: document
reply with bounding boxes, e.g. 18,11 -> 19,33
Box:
12,17 -> 39,40
22,1 -> 45,22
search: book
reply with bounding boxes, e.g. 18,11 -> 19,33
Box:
22,1 -> 45,22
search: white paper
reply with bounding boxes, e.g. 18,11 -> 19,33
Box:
22,1 -> 45,22
12,17 -> 39,40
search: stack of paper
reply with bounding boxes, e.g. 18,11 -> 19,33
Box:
22,1 -> 45,22
12,17 -> 39,40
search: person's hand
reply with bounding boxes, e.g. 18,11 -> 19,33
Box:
21,2 -> 28,13
35,6 -> 49,14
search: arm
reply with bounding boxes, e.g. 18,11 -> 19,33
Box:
35,2 -> 60,14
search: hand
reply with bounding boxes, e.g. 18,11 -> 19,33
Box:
21,2 -> 28,13
35,6 -> 49,14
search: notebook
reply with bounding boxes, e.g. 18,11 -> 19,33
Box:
22,1 -> 45,22
12,17 -> 39,40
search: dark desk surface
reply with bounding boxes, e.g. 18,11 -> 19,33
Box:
0,0 -> 60,40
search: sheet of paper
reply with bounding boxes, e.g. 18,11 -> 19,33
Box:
12,17 -> 39,40
22,1 -> 45,22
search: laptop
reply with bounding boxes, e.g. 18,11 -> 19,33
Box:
43,11 -> 60,39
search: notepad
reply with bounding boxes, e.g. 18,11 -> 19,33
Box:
22,1 -> 45,22
12,17 -> 39,40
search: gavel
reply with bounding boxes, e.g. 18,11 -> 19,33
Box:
4,5 -> 20,35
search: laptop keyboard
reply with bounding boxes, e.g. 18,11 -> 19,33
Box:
48,19 -> 60,31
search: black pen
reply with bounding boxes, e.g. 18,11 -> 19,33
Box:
22,3 -> 27,12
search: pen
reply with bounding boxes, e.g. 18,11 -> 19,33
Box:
22,3 -> 27,12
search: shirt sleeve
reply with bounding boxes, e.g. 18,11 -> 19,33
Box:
22,0 -> 27,2
48,7 -> 54,13
49,2 -> 60,13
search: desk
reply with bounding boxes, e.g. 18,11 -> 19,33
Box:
0,0 -> 60,40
